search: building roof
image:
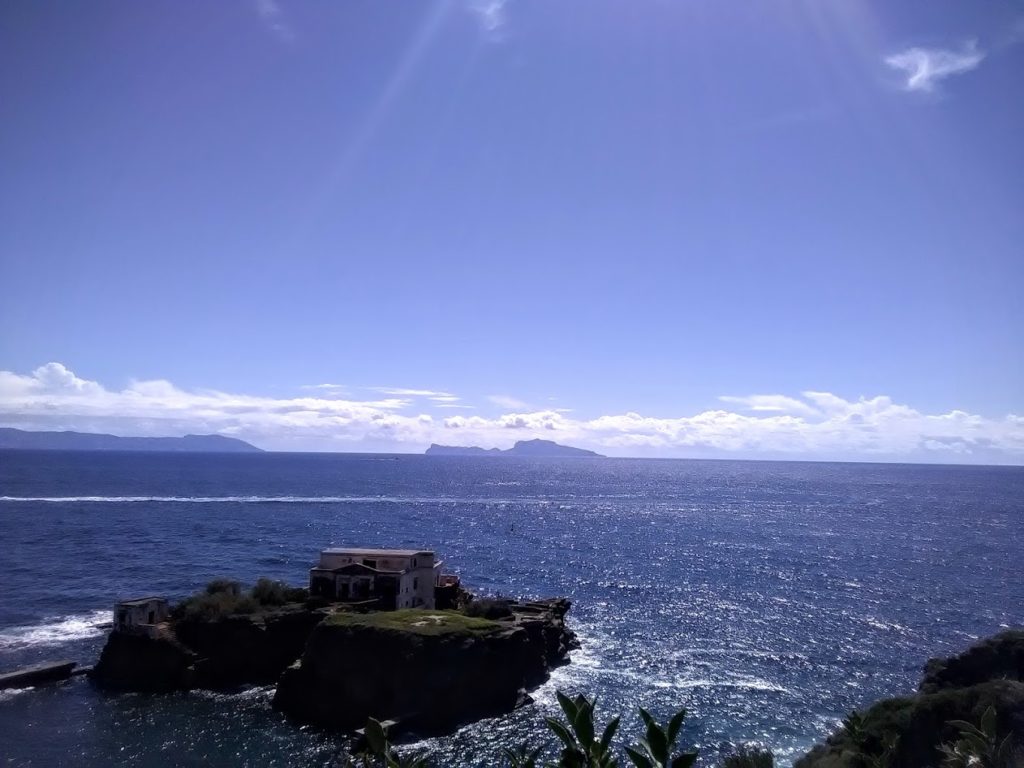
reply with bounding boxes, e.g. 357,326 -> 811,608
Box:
321,548 -> 433,557
117,596 -> 166,607
333,562 -> 402,575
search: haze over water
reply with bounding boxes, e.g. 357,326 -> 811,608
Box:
1,451 -> 1021,766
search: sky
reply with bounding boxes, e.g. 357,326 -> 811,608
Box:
1,1 -> 1022,462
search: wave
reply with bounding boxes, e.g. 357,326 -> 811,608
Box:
0,687 -> 34,703
0,495 -> 549,505
0,609 -> 110,651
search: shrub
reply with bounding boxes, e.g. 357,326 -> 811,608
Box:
174,579 -> 264,621
204,578 -> 242,597
252,578 -> 289,606
464,598 -> 514,620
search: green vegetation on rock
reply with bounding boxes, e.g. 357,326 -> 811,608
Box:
795,630 -> 1024,768
171,578 -> 309,622
324,608 -> 503,637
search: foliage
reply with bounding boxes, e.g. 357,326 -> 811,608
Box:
464,597 -> 514,620
624,707 -> 697,768
173,578 -> 306,621
335,690 -> 787,768
251,578 -> 307,606
503,744 -> 546,768
862,733 -> 899,768
338,718 -> 427,768
544,691 -> 621,767
937,706 -> 1016,768
841,710 -> 867,749
205,578 -> 242,597
720,745 -> 774,768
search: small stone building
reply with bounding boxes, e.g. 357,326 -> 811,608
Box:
114,597 -> 169,638
309,548 -> 442,610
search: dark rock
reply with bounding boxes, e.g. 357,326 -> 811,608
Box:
795,629 -> 1024,768
175,607 -> 326,688
90,606 -> 325,692
273,600 -> 577,735
90,631 -> 196,692
920,629 -> 1024,694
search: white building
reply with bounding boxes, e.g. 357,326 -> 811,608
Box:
114,597 -> 169,638
309,548 -> 442,610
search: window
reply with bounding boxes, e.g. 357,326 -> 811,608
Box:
413,577 -> 419,589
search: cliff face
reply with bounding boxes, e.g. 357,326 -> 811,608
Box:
174,608 -> 326,687
91,631 -> 196,692
273,600 -> 578,735
90,597 -> 577,736
796,629 -> 1024,768
90,606 -> 325,691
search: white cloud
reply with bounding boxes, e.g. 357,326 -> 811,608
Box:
488,394 -> 529,410
885,41 -> 984,93
429,395 -> 461,403
719,394 -> 820,417
371,387 -> 455,398
255,0 -> 293,42
1,363 -> 1022,463
467,0 -> 509,39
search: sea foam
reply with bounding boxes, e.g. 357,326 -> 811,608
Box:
0,609 -> 110,652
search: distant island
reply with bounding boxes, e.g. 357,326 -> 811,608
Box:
425,438 -> 603,458
0,428 -> 262,453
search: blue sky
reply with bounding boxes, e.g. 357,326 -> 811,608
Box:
1,1 -> 1022,461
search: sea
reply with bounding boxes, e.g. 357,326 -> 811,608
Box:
0,451 -> 1021,767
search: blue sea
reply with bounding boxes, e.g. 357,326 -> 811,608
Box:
1,451 -> 1021,767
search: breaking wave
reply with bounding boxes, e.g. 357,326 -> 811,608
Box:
0,610 -> 110,652
0,495 -> 541,504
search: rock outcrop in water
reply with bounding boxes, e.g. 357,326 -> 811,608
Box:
796,629 -> 1024,768
425,439 -> 603,458
272,599 -> 577,734
90,592 -> 577,737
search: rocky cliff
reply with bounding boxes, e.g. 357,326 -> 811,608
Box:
90,605 -> 325,691
796,629 -> 1024,768
273,599 -> 578,735
90,595 -> 577,737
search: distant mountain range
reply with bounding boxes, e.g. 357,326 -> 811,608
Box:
425,438 -> 603,458
0,428 -> 262,453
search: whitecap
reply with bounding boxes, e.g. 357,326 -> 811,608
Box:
0,687 -> 33,703
0,609 -> 110,651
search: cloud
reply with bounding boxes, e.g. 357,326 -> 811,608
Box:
371,387 -> 455,398
1,363 -> 1022,463
885,41 -> 984,93
488,394 -> 529,410
467,0 -> 509,39
719,394 -> 820,417
255,0 -> 293,42
298,383 -> 351,400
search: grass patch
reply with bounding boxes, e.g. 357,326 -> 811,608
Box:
325,609 -> 503,637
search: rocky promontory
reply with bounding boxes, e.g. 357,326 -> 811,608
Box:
796,629 -> 1024,768
426,439 -> 604,458
273,599 -> 577,734
90,579 -> 577,737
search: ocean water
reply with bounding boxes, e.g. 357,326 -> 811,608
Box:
0,451 -> 1021,767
